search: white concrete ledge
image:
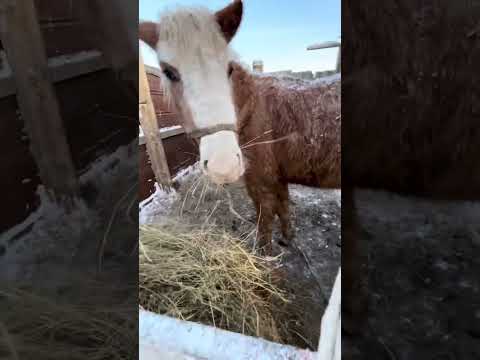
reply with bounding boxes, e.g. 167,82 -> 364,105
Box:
139,310 -> 315,360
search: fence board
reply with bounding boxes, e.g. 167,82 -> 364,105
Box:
0,0 -> 78,199
139,54 -> 171,190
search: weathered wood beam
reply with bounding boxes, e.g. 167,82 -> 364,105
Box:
0,0 -> 78,200
139,54 -> 172,190
0,50 -> 107,97
139,126 -> 185,146
76,0 -> 138,96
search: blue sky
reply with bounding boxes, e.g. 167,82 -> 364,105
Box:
140,0 -> 340,73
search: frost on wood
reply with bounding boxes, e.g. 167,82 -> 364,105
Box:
256,72 -> 341,89
160,125 -> 182,133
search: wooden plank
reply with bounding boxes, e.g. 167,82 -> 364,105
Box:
0,21 -> 98,58
76,0 -> 138,94
139,53 -> 172,190
160,127 -> 185,140
139,126 -> 185,146
35,0 -> 74,20
0,50 -> 107,97
0,0 -> 78,199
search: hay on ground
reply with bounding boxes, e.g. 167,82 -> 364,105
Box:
0,280 -> 136,360
139,222 -> 288,342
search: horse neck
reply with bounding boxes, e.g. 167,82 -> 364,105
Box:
232,81 -> 255,125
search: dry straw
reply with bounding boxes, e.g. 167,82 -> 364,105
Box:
139,222 -> 288,342
0,280 -> 136,360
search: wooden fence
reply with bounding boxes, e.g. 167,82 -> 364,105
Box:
0,0 -> 137,234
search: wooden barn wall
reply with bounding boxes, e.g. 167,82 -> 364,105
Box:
139,67 -> 199,201
1,68 -> 137,234
0,70 -> 138,232
146,67 -> 178,128
0,1 -> 140,235
0,0 -> 96,57
139,136 -> 198,200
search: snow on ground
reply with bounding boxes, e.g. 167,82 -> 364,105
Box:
139,163 -> 200,225
0,186 -> 93,282
0,140 -> 138,284
139,184 -> 178,225
257,71 -> 341,90
313,73 -> 341,84
79,140 -> 137,185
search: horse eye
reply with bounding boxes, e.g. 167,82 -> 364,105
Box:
228,64 -> 234,77
163,68 -> 180,82
160,62 -> 180,82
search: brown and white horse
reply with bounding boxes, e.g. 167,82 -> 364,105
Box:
139,1 -> 341,254
140,1 -> 245,185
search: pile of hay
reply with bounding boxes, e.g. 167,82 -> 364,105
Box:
0,280 -> 136,360
139,223 -> 288,342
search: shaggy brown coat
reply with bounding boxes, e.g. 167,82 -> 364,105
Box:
230,63 -> 341,253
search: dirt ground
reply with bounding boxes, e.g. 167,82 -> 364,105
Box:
140,165 -> 341,350
344,190 -> 480,360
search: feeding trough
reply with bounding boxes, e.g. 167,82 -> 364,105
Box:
139,268 -> 341,360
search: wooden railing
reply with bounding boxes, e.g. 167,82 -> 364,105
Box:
139,53 -> 172,190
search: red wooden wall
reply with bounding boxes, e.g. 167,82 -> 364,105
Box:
139,67 -> 199,201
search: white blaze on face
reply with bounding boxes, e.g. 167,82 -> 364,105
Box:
155,8 -> 245,185
199,131 -> 243,184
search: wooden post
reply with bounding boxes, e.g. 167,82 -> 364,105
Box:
76,0 -> 138,96
0,0 -> 78,200
139,54 -> 172,190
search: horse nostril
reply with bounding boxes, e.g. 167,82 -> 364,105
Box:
203,160 -> 208,170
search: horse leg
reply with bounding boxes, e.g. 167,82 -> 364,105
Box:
276,182 -> 294,246
257,201 -> 275,255
342,186 -> 368,334
246,181 -> 276,255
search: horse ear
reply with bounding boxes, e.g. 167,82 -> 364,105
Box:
215,0 -> 243,43
139,21 -> 159,49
